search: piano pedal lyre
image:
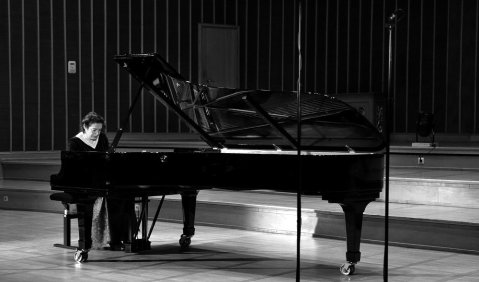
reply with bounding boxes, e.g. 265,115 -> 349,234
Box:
128,196 -> 152,252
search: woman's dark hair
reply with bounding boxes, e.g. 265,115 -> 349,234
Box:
80,112 -> 105,132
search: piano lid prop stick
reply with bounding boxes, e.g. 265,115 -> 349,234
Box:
109,83 -> 145,153
242,95 -> 298,149
109,64 -> 153,152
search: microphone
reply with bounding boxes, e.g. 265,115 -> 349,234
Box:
387,9 -> 405,23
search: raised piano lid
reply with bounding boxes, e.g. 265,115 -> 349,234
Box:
113,53 -> 386,152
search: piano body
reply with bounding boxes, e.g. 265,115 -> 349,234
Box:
50,53 -> 385,275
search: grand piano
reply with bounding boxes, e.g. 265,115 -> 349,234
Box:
50,53 -> 385,275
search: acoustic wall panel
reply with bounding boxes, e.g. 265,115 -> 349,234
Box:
1,0 -> 479,151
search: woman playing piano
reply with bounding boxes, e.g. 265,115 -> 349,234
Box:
70,111 -> 133,252
69,112 -> 109,152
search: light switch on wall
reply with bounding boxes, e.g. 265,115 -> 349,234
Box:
68,61 -> 76,74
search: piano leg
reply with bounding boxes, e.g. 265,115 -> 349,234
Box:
179,190 -> 198,249
339,201 -> 369,275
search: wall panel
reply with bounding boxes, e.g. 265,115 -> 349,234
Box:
142,0 -> 155,133
237,0 -> 247,89
51,0 -> 66,150
0,0 -> 11,151
393,0 -> 408,132
433,0 -> 448,133
246,1 -> 258,89
406,0 -> 421,132
270,0 -> 283,91
475,1 -> 479,134
9,0 -> 24,151
359,0 -> 372,92
167,0 -> 180,133
92,0 -> 106,119
203,0 -> 214,23
446,0 -> 462,133
38,0 -> 52,150
65,0 -> 79,145
2,0 -> 479,151
371,0 -> 385,94
461,0 -> 477,134
24,1 -> 39,151
154,0 -> 168,133
215,0 -> 225,24
258,0 -> 270,90
105,0 -> 118,131
117,0 -> 130,133
347,0 -> 359,93
304,0 -> 315,93
225,0 -> 237,26
79,0 -> 91,124
420,0 -> 434,114
336,0 -> 348,94
314,0 -> 327,93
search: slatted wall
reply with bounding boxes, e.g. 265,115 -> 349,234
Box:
0,0 -> 478,151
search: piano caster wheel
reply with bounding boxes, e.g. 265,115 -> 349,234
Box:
179,234 -> 192,250
340,262 -> 355,275
74,249 -> 89,263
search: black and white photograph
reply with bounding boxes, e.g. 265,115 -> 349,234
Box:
0,0 -> 478,281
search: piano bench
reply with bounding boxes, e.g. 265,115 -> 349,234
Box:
50,192 -> 79,250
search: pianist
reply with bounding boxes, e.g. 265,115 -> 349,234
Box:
69,111 -> 133,251
69,111 -> 109,152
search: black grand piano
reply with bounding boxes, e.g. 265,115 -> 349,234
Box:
50,53 -> 385,275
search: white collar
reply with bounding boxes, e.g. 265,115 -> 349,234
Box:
76,132 -> 99,149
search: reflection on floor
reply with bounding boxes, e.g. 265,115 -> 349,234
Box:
0,209 -> 478,282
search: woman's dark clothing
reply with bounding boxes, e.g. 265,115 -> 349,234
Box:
69,132 -> 109,152
69,132 -> 134,250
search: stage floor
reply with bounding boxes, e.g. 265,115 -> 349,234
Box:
0,209 -> 478,282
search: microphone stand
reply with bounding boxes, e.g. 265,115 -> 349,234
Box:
295,1 -> 303,281
383,8 -> 404,281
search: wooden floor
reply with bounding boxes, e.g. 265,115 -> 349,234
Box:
1,147 -> 479,281
0,209 -> 478,282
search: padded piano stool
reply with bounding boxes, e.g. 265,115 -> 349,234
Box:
49,192 -> 79,250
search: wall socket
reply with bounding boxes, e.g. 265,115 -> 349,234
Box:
418,156 -> 425,165
3,196 -> 8,202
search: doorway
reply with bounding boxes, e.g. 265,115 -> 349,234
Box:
198,24 -> 240,88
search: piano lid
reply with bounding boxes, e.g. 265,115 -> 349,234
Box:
113,53 -> 386,152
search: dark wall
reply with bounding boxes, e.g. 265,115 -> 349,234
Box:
0,0 -> 477,151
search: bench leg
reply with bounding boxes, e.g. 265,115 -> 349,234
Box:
53,203 -> 78,250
